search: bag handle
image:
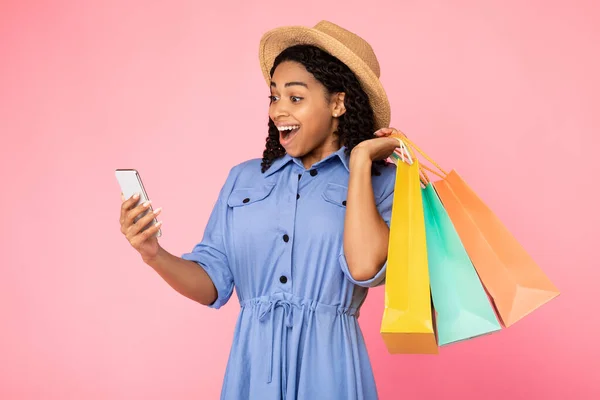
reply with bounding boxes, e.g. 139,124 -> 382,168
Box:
389,138 -> 430,187
390,131 -> 449,181
392,137 -> 414,165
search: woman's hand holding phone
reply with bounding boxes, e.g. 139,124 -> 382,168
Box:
120,193 -> 163,262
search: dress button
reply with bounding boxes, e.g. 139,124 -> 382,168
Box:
310,169 -> 318,177
279,275 -> 288,284
296,194 -> 300,200
283,234 -> 290,243
243,198 -> 250,203
342,200 -> 347,206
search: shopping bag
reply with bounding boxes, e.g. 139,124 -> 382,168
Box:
380,145 -> 438,354
395,136 -> 560,327
422,183 -> 502,345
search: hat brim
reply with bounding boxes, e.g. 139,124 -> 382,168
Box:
259,26 -> 391,130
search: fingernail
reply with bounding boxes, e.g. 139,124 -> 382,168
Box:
153,207 -> 162,214
133,193 -> 140,199
156,221 -> 163,226
143,200 -> 152,207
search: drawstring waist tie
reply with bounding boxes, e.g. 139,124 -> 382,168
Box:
240,292 -> 359,387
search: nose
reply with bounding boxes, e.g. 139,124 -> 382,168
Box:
270,101 -> 290,121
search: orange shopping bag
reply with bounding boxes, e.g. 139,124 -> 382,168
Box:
394,136 -> 560,327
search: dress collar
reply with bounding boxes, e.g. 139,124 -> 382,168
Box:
263,146 -> 350,177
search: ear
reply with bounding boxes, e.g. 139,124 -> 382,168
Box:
331,92 -> 346,118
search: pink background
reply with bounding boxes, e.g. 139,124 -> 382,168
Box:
1,0 -> 598,399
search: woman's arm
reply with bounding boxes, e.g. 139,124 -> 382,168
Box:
145,247 -> 218,306
343,148 -> 390,281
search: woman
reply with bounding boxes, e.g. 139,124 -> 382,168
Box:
120,21 -> 402,399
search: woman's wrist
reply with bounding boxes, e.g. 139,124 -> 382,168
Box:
349,146 -> 373,168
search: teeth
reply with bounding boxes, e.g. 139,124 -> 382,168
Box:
278,125 -> 299,131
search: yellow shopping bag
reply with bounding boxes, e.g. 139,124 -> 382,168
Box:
380,146 -> 438,354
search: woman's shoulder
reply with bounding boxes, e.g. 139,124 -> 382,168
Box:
230,157 -> 263,172
225,157 -> 266,185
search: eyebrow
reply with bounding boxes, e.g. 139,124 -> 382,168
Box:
270,81 -> 308,89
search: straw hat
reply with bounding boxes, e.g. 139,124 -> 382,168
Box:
258,21 -> 391,130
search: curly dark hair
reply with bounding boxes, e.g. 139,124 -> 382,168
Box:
260,44 -> 386,175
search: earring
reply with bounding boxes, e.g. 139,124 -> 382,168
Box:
333,113 -> 338,117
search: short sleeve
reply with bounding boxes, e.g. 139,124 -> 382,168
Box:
339,165 -> 396,288
181,167 -> 239,309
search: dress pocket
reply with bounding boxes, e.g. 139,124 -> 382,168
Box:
322,183 -> 348,208
227,184 -> 276,207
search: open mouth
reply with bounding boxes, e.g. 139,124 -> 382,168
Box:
278,125 -> 300,146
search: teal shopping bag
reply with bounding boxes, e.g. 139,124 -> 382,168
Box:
422,183 -> 502,345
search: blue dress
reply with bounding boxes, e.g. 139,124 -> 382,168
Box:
182,146 -> 396,399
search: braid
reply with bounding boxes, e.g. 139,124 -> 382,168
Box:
261,45 -> 385,175
260,119 -> 286,173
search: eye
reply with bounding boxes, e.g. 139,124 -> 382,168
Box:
268,95 -> 279,103
291,96 -> 303,103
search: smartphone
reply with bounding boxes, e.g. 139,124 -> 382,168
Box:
115,169 -> 162,238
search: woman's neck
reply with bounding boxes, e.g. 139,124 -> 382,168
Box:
300,137 -> 341,169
